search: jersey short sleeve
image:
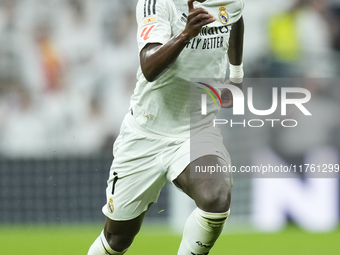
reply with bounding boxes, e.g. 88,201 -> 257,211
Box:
136,0 -> 175,52
229,0 -> 245,24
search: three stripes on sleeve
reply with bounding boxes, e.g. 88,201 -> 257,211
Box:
144,0 -> 157,17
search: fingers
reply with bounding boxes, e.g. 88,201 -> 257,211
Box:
188,6 -> 208,16
195,16 -> 216,28
185,0 -> 216,39
187,8 -> 215,27
222,99 -> 233,108
187,0 -> 213,19
188,0 -> 195,12
188,12 -> 211,25
221,82 -> 242,108
221,88 -> 233,108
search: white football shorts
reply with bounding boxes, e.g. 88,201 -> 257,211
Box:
102,112 -> 231,221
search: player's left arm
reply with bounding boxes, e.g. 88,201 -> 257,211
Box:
222,16 -> 244,108
228,16 -> 244,66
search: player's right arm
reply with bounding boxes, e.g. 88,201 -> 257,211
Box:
139,0 -> 215,82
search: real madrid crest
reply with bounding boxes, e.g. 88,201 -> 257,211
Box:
108,198 -> 114,213
218,6 -> 229,25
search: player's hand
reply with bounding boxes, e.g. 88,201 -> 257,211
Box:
221,80 -> 243,108
182,0 -> 215,40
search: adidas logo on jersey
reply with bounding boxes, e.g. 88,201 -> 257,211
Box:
180,13 -> 187,23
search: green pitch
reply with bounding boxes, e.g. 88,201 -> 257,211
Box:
1,224 -> 339,255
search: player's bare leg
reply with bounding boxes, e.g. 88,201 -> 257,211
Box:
87,212 -> 146,255
174,155 -> 232,255
174,155 -> 232,212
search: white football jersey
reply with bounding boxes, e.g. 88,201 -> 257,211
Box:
131,0 -> 245,137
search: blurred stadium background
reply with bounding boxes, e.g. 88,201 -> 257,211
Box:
1,0 -> 340,254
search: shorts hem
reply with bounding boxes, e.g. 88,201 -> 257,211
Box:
102,206 -> 149,221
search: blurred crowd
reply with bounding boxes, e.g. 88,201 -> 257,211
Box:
0,0 -> 138,157
243,0 -> 340,162
0,0 -> 339,158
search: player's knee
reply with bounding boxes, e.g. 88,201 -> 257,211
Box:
202,192 -> 230,212
198,184 -> 231,212
104,231 -> 134,253
103,214 -> 145,252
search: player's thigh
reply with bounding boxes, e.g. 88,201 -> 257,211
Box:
173,155 -> 233,212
